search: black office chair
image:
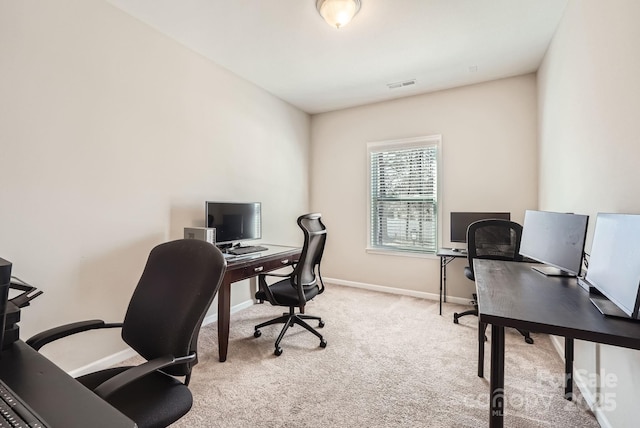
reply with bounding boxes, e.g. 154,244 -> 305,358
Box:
253,213 -> 328,356
26,239 -> 227,428
453,219 -> 534,345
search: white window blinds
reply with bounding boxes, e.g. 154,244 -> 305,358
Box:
368,136 -> 440,254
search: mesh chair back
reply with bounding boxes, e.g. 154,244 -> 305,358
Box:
122,239 -> 226,376
467,219 -> 523,276
292,213 -> 327,292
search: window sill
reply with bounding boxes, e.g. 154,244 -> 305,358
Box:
365,248 -> 438,259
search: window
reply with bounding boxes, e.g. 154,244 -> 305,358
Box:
368,136 -> 440,254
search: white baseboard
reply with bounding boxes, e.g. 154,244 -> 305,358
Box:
549,336 -> 612,428
324,277 -> 472,306
67,298 -> 256,378
201,298 -> 254,327
69,347 -> 138,378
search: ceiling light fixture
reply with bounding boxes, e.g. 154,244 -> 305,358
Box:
316,0 -> 361,29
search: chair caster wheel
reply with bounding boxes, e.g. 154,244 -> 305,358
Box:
274,347 -> 283,356
525,337 -> 534,345
318,320 -> 325,328
453,315 -> 459,324
254,330 -> 261,338
320,339 -> 327,348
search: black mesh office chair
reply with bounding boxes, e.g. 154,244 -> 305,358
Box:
453,219 -> 534,345
26,239 -> 227,428
253,213 -> 328,356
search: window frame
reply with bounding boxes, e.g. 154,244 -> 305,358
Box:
366,135 -> 442,257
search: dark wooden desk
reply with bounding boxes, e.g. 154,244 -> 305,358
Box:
436,248 -> 467,315
0,340 -> 136,427
474,260 -> 640,428
217,244 -> 301,362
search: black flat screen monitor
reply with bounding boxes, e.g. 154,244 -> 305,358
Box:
519,210 -> 588,277
205,202 -> 262,246
450,212 -> 511,243
586,213 -> 640,319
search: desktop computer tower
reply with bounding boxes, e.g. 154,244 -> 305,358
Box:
0,258 -> 11,352
184,227 -> 216,245
0,259 -> 43,349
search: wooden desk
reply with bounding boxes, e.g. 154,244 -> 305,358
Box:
217,244 -> 301,362
474,260 -> 640,428
436,248 -> 467,315
0,340 -> 136,427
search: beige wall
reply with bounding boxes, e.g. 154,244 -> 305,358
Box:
0,0 -> 310,371
538,0 -> 640,426
310,75 -> 538,299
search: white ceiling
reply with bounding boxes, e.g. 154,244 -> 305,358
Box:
105,0 -> 568,114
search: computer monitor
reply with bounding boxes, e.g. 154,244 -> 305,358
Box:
450,212 -> 511,243
586,213 -> 640,319
205,202 -> 262,246
519,210 -> 589,277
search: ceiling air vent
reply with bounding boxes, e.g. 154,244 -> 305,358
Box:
387,79 -> 416,89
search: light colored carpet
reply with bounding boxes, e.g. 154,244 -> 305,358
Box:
152,285 -> 598,427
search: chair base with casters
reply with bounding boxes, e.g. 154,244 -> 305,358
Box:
453,293 -> 534,345
453,291 -> 479,323
453,267 -> 481,324
254,306 -> 327,356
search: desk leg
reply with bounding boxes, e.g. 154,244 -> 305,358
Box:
217,279 -> 231,362
490,324 -> 505,428
439,256 -> 444,315
565,337 -> 574,400
478,321 -> 487,378
443,258 -> 447,304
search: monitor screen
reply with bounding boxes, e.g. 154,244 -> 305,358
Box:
519,210 -> 589,277
450,212 -> 511,243
205,202 -> 262,245
586,213 -> 640,318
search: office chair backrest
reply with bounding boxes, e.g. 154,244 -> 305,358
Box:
292,213 -> 327,292
466,219 -> 523,277
122,239 -> 226,377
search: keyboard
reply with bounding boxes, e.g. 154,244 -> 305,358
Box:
227,245 -> 268,256
0,379 -> 47,427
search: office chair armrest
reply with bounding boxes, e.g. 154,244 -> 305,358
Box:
93,353 -> 196,399
26,320 -> 123,351
316,263 -> 325,294
257,273 -> 288,305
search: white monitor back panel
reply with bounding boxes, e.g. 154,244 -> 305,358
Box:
586,213 -> 640,317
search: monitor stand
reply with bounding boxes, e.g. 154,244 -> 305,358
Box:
589,294 -> 639,321
531,265 -> 575,277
